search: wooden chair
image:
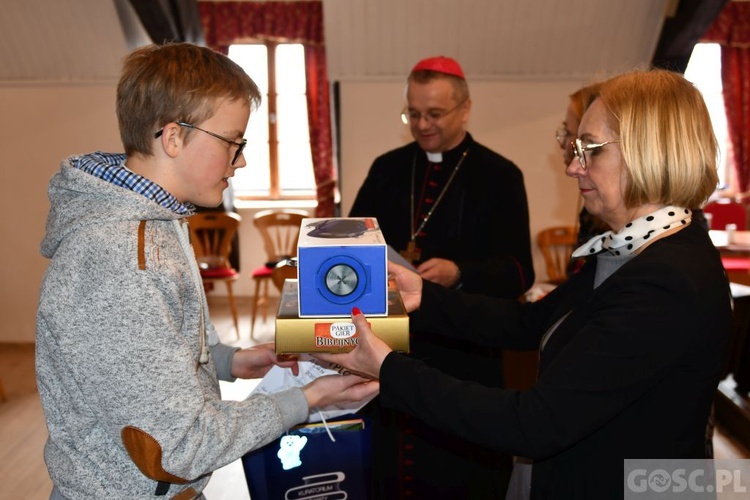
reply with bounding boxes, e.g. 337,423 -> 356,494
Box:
188,211 -> 242,339
271,262 -> 298,293
537,226 -> 577,285
250,209 -> 308,338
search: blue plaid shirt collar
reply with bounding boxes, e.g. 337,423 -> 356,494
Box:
74,151 -> 193,215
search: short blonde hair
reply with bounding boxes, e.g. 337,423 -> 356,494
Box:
117,43 -> 261,157
583,69 -> 718,209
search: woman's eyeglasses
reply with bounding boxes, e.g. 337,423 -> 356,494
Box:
569,137 -> 620,170
555,125 -> 574,148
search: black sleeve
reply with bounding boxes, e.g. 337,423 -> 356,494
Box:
457,163 -> 535,297
411,279 -> 559,351
349,161 -> 380,218
380,262 -> 726,459
348,154 -> 413,253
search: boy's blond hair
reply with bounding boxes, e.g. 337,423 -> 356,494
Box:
117,43 -> 260,156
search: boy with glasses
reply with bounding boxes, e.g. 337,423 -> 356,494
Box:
36,43 -> 377,499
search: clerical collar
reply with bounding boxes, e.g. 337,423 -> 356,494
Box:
426,151 -> 443,162
422,133 -> 472,164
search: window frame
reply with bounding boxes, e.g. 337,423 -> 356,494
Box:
684,43 -> 732,192
229,41 -> 316,202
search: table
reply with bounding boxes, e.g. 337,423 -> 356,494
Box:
709,229 -> 750,254
710,232 -> 750,393
727,283 -> 750,391
711,232 -> 750,451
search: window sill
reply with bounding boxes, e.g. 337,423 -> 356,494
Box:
234,198 -> 318,211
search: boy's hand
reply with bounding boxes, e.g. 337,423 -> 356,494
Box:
230,342 -> 299,379
301,373 -> 380,409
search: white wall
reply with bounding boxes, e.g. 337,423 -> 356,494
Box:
0,83 -> 312,342
1,78 -> 585,343
1,85 -> 122,343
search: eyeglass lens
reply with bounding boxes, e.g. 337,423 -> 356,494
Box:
569,138 -> 620,170
570,139 -> 586,169
401,100 -> 466,124
231,142 -> 246,165
180,122 -> 246,165
556,126 -> 572,147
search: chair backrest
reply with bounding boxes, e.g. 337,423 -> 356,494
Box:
271,263 -> 298,292
253,209 -> 309,265
537,226 -> 577,285
188,212 -> 242,270
703,199 -> 747,230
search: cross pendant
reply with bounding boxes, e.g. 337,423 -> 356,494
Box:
400,240 -> 421,264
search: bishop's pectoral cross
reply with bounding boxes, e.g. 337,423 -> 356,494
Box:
400,240 -> 421,264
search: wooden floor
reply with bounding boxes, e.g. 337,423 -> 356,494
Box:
2,295 -> 749,499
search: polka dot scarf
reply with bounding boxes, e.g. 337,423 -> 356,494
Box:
571,206 -> 692,258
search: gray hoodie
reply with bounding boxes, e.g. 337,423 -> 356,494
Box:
36,153 -> 308,499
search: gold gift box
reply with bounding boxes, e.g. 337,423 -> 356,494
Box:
275,279 -> 410,354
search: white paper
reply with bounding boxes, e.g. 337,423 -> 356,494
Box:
387,244 -> 418,272
251,355 -> 375,423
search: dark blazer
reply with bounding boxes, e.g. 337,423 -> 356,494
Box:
350,133 -> 534,496
379,222 -> 732,498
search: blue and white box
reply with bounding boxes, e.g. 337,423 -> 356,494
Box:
297,217 -> 388,317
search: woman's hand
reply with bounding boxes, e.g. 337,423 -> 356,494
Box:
388,261 -> 423,312
312,308 -> 394,379
230,342 -> 300,379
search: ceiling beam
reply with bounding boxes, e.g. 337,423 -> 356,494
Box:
126,0 -> 204,45
651,0 -> 730,72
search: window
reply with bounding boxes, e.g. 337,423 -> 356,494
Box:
684,43 -> 731,190
228,43 -> 316,200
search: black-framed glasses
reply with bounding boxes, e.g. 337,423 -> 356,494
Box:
400,99 -> 467,125
569,137 -> 620,170
555,124 -> 574,148
154,121 -> 247,165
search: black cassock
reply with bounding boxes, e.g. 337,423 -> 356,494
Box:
349,132 -> 534,498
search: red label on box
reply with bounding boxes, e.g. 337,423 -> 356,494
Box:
313,321 -> 371,349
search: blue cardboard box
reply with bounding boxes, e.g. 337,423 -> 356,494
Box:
297,218 -> 388,317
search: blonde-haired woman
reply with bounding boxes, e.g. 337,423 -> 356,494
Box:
318,69 -> 731,498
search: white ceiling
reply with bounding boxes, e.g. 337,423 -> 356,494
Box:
0,0 -> 671,85
323,0 -> 669,81
0,0 -> 133,84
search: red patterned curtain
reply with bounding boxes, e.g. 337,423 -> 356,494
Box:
702,1 -> 750,193
198,1 -> 335,217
